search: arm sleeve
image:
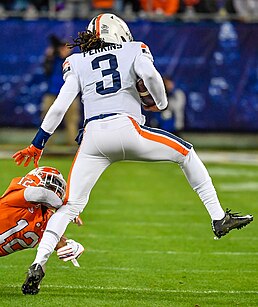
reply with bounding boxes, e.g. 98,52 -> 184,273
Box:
134,53 -> 168,110
24,187 -> 62,209
41,74 -> 80,134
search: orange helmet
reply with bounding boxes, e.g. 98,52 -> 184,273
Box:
24,166 -> 66,201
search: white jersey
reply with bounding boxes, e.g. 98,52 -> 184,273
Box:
64,42 -> 164,123
41,41 -> 168,134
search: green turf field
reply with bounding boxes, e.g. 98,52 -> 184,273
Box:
0,156 -> 258,306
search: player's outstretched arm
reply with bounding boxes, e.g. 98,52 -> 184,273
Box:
24,186 -> 63,209
12,74 -> 80,168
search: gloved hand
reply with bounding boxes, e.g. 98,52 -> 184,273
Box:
12,144 -> 43,168
57,239 -> 84,266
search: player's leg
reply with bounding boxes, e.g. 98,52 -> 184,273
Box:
181,149 -> 252,238
124,117 -> 253,237
34,152 -> 110,265
124,118 -> 224,219
22,147 -> 111,294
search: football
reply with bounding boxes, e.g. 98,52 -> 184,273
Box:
136,79 -> 156,107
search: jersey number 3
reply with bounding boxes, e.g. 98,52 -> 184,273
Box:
92,54 -> 121,95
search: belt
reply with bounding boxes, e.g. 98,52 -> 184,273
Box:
85,113 -> 118,125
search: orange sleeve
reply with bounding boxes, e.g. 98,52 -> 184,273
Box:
0,177 -> 32,209
2,189 -> 31,208
1,177 -> 22,197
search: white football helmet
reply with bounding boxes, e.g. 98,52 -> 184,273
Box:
25,166 -> 66,201
87,13 -> 133,44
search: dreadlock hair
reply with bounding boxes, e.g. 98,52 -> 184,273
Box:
66,30 -> 108,53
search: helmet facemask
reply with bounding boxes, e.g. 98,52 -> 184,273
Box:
25,167 -> 66,201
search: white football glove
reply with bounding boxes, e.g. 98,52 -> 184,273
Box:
57,239 -> 84,267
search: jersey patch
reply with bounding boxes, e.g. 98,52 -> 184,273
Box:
141,43 -> 150,55
62,60 -> 71,75
140,43 -> 153,61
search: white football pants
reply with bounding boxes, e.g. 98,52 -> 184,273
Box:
34,115 -> 224,266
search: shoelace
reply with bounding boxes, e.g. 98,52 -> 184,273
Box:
225,208 -> 241,217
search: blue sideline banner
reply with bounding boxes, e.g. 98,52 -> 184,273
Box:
0,19 -> 258,131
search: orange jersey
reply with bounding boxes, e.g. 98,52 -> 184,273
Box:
0,177 -> 52,256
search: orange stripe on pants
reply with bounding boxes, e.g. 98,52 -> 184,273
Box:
129,117 -> 189,156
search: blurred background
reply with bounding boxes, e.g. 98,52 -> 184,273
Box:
1,0 -> 258,152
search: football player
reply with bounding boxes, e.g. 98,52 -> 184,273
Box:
12,13 -> 253,295
0,166 -> 84,291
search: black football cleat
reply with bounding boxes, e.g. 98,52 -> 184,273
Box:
212,209 -> 253,239
22,264 -> 45,295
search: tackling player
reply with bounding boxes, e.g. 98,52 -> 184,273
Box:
0,166 -> 84,294
12,13 -> 253,294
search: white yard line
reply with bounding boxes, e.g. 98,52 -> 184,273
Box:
4,284 -> 258,294
198,151 -> 258,165
85,249 -> 258,255
219,182 -> 258,191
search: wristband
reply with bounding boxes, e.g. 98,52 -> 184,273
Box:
32,127 -> 51,149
